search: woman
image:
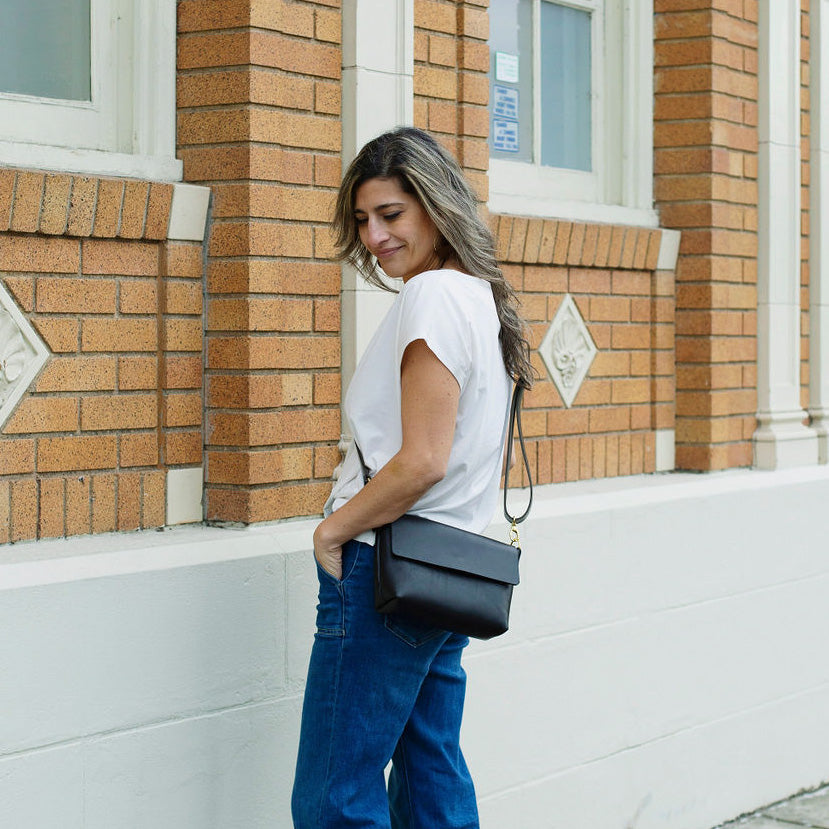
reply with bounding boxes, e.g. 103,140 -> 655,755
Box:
291,126 -> 533,829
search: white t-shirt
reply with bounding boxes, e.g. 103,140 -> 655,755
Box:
325,269 -> 512,541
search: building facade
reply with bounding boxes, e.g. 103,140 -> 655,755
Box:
1,1 -> 828,827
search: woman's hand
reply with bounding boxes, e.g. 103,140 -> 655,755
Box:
313,519 -> 344,580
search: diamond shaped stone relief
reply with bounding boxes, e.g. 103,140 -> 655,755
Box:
538,294 -> 597,408
0,283 -> 49,430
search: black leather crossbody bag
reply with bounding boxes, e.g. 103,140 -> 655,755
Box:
357,384 -> 533,640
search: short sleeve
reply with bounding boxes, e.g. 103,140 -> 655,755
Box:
396,272 -> 476,388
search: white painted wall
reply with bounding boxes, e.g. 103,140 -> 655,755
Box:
2,469 -> 829,828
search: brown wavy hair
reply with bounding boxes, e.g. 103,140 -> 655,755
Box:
333,126 -> 533,389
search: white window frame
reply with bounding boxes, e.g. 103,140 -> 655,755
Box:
0,0 -> 181,181
489,0 -> 657,227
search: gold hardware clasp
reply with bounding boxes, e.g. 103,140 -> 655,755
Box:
509,520 -> 520,547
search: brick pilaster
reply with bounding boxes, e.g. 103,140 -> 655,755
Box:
654,1 -> 759,470
177,0 -> 343,523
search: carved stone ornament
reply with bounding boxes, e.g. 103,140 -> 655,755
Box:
0,283 -> 49,430
538,294 -> 597,408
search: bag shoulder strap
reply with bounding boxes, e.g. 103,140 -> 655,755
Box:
503,384 -> 533,529
353,383 -> 534,525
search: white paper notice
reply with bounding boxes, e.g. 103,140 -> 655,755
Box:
495,52 -> 519,84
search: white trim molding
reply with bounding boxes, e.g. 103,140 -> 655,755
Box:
166,467 -> 204,526
340,0 -> 414,434
168,184 -> 211,242
753,0 -> 818,469
809,0 -> 829,463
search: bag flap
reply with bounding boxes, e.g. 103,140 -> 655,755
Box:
384,515 -> 520,585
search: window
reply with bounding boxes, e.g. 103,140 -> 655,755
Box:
488,0 -> 656,226
0,0 -> 181,180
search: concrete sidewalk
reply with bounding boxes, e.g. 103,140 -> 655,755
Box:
716,785 -> 829,828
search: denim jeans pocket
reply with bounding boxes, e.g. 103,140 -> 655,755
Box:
384,613 -> 446,648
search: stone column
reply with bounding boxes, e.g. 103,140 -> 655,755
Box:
753,0 -> 818,468
809,0 -> 829,462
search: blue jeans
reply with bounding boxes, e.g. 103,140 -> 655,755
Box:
291,540 -> 479,828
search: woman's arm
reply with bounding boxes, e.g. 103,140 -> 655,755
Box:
313,338 -> 460,579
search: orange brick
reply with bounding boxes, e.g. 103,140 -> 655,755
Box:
611,378 -> 652,405
120,433 -> 159,467
209,408 -> 340,447
145,183 -> 174,240
0,169 -> 14,232
207,335 -> 339,370
0,439 -> 35,474
36,277 -> 116,314
38,477 -> 65,539
81,395 -> 157,430
142,469 -> 167,527
594,224 -> 614,267
83,239 -> 158,276
570,268 -> 611,294
415,0 -> 456,34
82,319 -> 157,352
314,154 -> 341,188
612,271 -> 652,296
119,356 -> 158,390
165,243 -> 203,277
165,393 -> 202,427
247,110 -> 340,152
165,431 -> 203,465
119,181 -> 150,239
458,5 -> 488,39
164,278 -> 203,317
537,221 -> 558,264
590,296 -> 631,322
91,473 -> 117,533
547,408 -> 590,436
117,472 -> 141,531
10,171 -> 44,233
611,324 -> 651,350
414,65 -> 458,100
32,318 -> 79,353
164,356 -> 202,389
605,434 -> 619,476
0,481 -> 8,543
314,299 -> 340,332
65,475 -> 92,537
313,373 -> 340,405
120,279 -> 158,314
3,275 -> 34,311
0,235 -> 79,273
165,318 -> 203,351
67,177 -> 98,237
567,223 -> 587,266
589,406 -> 631,433
10,479 -> 37,540
4,397 -> 78,434
315,7 -> 341,43
429,33 -> 457,67
92,178 -> 124,237
38,434 -> 117,472
39,174 -> 71,235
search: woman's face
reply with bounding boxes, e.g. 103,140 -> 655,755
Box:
353,176 -> 441,282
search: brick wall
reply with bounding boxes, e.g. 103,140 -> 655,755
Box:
654,0 -> 759,470
0,171 -> 203,543
414,0 -> 490,198
491,217 -> 672,486
176,0 -> 343,524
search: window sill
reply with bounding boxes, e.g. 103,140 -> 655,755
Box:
0,141 -> 183,182
488,190 -> 659,229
